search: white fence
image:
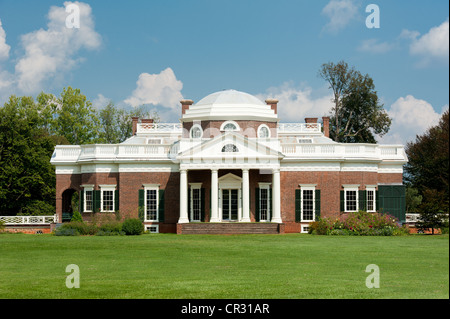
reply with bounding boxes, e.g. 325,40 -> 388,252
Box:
0,215 -> 58,225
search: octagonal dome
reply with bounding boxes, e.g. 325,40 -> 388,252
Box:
182,89 -> 278,122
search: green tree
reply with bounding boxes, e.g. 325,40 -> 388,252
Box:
318,60 -> 391,143
0,95 -> 56,215
405,187 -> 422,214
51,87 -> 101,145
405,110 -> 449,198
405,110 -> 449,233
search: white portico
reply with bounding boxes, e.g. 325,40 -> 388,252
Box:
177,90 -> 283,224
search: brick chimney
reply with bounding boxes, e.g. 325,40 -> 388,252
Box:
305,118 -> 318,123
131,117 -> 139,136
322,116 -> 330,138
180,99 -> 194,115
265,98 -> 278,114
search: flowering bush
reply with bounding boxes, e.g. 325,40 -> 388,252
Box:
309,211 -> 409,236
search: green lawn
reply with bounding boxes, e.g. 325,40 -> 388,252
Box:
0,233 -> 448,299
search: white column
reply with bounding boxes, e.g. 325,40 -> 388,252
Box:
271,168 -> 282,223
241,169 -> 250,222
178,169 -> 189,223
210,169 -> 220,222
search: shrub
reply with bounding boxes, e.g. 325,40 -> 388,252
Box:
122,218 -> 144,235
54,227 -> 79,236
96,221 -> 124,236
311,211 -> 408,236
56,221 -> 97,235
71,210 -> 83,222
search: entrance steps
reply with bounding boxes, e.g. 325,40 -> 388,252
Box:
177,222 -> 284,234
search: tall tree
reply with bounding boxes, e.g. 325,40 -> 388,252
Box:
0,95 -> 56,215
51,87 -> 101,145
318,60 -> 391,143
405,110 -> 449,197
405,110 -> 449,233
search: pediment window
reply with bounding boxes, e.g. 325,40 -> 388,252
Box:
222,144 -> 239,152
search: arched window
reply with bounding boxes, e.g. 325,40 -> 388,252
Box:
190,125 -> 203,139
220,121 -> 240,132
258,125 -> 271,138
222,144 -> 239,152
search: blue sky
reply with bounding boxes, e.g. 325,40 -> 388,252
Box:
0,0 -> 448,145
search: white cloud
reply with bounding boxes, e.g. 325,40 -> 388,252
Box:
321,0 -> 359,34
358,38 -> 395,54
257,82 -> 333,123
124,68 -> 183,110
404,18 -> 449,66
0,19 -> 10,60
92,93 -> 111,109
14,1 -> 101,93
380,95 -> 443,144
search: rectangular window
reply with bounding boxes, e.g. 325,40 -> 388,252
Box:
100,185 -> 116,212
366,187 -> 376,212
258,183 -> 271,222
146,189 -> 158,221
191,188 -> 201,221
145,225 -> 159,233
301,188 -> 315,221
344,186 -> 359,212
85,190 -> 93,212
102,190 -> 114,212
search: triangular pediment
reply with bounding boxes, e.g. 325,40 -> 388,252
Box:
177,132 -> 283,161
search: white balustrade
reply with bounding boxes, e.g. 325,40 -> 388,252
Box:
0,214 -> 58,225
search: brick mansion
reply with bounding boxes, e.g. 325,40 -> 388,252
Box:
50,89 -> 407,234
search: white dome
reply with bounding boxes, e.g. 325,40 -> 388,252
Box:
182,89 -> 278,121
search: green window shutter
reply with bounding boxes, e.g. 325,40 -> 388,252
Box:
377,185 -> 406,222
340,190 -> 345,212
255,188 -> 260,222
138,189 -> 145,222
315,190 -> 321,221
201,188 -> 205,222
158,189 -> 165,222
295,189 -> 301,222
358,190 -> 366,212
187,187 -> 191,222
94,190 -> 101,213
79,190 -> 84,213
114,190 -> 119,212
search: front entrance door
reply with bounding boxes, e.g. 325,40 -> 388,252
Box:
222,189 -> 239,221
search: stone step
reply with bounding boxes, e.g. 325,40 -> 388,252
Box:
177,223 -> 284,234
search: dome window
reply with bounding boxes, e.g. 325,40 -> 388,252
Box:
222,144 -> 239,152
220,121 -> 240,132
258,125 -> 271,138
190,125 -> 203,139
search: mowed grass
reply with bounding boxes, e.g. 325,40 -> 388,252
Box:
0,233 -> 448,299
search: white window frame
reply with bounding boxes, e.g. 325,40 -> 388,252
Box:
145,224 -> 159,233
99,185 -> 116,212
189,183 -> 202,222
343,185 -> 359,213
220,120 -> 240,132
366,186 -> 376,212
190,124 -> 203,139
258,183 -> 271,222
257,124 -> 271,138
143,184 -> 159,222
300,184 -> 316,222
81,185 -> 94,213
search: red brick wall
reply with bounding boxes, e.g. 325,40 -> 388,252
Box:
55,169 -> 403,233
183,120 -> 277,138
